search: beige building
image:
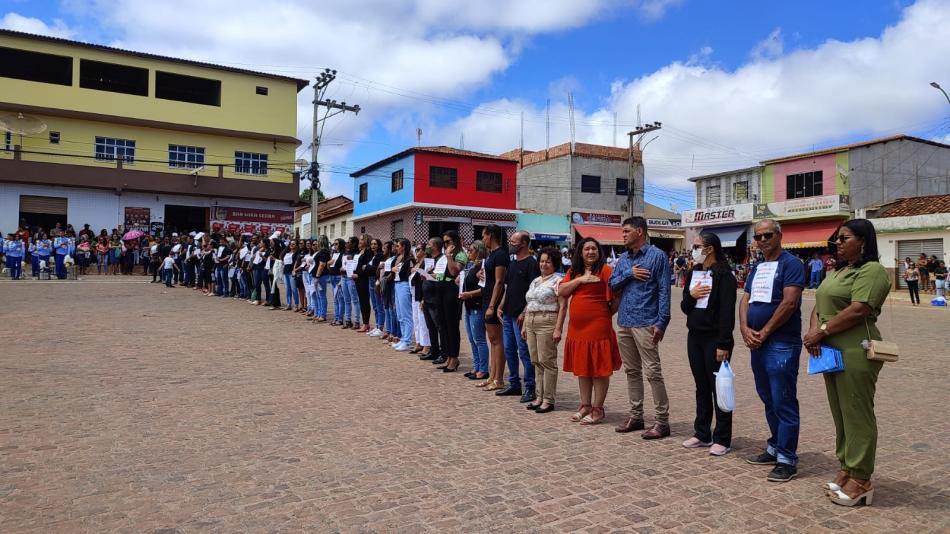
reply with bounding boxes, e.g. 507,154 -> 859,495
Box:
867,194 -> 949,290
294,195 -> 353,240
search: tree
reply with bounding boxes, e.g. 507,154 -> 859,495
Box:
299,189 -> 325,203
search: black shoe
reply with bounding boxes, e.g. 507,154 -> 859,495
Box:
431,356 -> 447,365
519,390 -> 537,403
441,366 -> 457,373
746,451 -> 778,465
767,463 -> 797,482
463,372 -> 475,378
495,385 -> 522,397
419,353 -> 436,361
526,403 -> 540,411
535,404 -> 555,414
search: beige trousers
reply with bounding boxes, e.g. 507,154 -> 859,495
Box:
525,311 -> 558,404
617,326 -> 670,424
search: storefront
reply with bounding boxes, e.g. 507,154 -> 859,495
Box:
681,203 -> 755,262
753,195 -> 850,259
647,217 -> 685,254
354,205 -> 518,245
517,212 -> 571,248
210,206 -> 294,237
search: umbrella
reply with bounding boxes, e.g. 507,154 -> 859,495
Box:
123,229 -> 144,240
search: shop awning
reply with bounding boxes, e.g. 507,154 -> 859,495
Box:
531,233 -> 570,242
780,220 -> 842,249
573,224 -> 624,245
706,225 -> 748,248
651,231 -> 684,240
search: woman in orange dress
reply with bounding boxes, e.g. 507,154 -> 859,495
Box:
558,237 -> 621,425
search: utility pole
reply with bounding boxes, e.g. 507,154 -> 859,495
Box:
309,68 -> 360,239
627,121 -> 662,217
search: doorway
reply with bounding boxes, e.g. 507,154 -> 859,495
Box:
164,204 -> 208,236
428,221 -> 459,240
19,195 -> 67,233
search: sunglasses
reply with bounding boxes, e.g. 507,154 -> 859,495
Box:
752,232 -> 775,242
833,235 -> 853,243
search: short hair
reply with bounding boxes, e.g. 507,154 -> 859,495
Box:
469,240 -> 488,261
755,219 -> 782,234
428,236 -> 444,251
622,216 -> 648,234
538,246 -> 562,271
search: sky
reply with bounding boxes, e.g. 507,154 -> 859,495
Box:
3,0 -> 950,211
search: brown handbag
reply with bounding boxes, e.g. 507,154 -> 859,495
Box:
863,320 -> 899,363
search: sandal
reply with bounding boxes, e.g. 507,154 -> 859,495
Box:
580,406 -> 605,425
484,380 -> 505,391
475,380 -> 492,388
571,404 -> 592,422
830,478 -> 874,507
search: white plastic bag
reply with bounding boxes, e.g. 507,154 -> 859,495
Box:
715,360 -> 735,413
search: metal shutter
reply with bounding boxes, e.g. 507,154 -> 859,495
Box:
896,238 -> 944,288
19,195 -> 67,215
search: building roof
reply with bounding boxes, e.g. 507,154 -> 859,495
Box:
874,194 -> 950,218
294,195 -> 353,220
0,29 -> 310,92
506,142 -> 640,168
687,166 -> 762,182
349,146 -> 518,178
760,134 -> 950,165
644,203 -> 679,219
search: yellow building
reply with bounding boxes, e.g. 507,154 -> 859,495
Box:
0,29 -> 308,235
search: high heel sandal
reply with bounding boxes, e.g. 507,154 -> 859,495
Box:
571,405 -> 592,422
484,380 -> 504,391
825,470 -> 850,493
830,479 -> 874,506
580,406 -> 605,425
475,380 -> 492,388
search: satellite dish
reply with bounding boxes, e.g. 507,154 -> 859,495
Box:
0,112 -> 47,136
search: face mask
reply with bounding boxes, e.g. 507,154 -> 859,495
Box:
691,247 -> 707,264
425,246 -> 433,255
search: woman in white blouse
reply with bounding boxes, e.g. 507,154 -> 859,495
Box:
522,247 -> 567,414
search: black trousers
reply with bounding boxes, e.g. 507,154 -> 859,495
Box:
422,281 -> 442,357
686,331 -> 733,447
356,277 -> 371,325
907,280 -> 920,304
434,281 -> 462,358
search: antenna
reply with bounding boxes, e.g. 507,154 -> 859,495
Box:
568,92 -> 576,155
459,132 -> 464,150
545,99 -> 550,156
613,112 -> 618,147
520,111 -> 524,153
416,128 -> 422,147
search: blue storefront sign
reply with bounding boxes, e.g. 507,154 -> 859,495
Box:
533,233 -> 569,241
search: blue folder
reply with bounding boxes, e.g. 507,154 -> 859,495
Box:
807,345 -> 844,375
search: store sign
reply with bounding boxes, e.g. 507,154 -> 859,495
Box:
471,218 -> 518,228
124,207 -> 150,231
571,212 -> 623,225
533,233 -> 569,241
754,195 -> 850,220
212,206 -> 293,235
681,203 -> 754,227
647,218 -> 682,228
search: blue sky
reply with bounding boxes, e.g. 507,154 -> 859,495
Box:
3,0 -> 949,210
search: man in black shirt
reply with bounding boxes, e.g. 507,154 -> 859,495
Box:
498,230 -> 541,402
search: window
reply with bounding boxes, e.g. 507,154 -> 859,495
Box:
786,171 -> 823,199
476,171 -> 503,193
616,178 -> 629,196
429,166 -> 457,188
49,132 -> 60,144
156,71 -> 221,106
329,223 -> 335,239
0,46 -> 72,86
234,152 -> 268,175
392,219 -> 404,239
255,86 -> 268,95
168,145 -> 205,169
3,132 -> 11,151
359,183 -> 368,203
581,175 -> 601,194
733,181 -> 749,202
95,137 -> 136,163
360,226 -> 366,234
391,169 -> 404,192
706,184 -> 721,207
79,59 -> 148,96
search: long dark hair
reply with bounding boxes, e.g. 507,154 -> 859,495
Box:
442,230 -> 461,250
482,224 -> 505,248
568,237 -> 605,278
698,231 -> 729,272
835,219 -> 879,270
395,238 -> 412,262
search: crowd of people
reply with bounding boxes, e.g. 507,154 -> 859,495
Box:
2,215 -> 903,507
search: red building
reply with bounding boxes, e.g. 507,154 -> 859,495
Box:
351,146 -> 519,243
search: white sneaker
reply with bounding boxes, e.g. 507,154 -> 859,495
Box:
390,341 -> 401,347
368,328 -> 382,337
393,342 -> 410,352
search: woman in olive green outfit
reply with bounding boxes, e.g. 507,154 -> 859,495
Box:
803,219 -> 891,507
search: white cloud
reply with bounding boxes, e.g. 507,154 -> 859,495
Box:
0,12 -> 75,38
750,28 -> 783,60
427,0 -> 950,209
634,0 -> 684,21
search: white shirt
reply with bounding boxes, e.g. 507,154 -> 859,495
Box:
162,257 -> 175,269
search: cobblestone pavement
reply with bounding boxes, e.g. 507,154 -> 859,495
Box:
0,279 -> 947,533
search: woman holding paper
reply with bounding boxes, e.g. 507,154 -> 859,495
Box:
391,238 -> 415,352
680,232 -> 737,456
342,236 -> 362,330
328,239 -> 346,326
803,219 -> 891,507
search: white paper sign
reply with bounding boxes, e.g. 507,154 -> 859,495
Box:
478,259 -> 486,288
689,271 -> 713,309
750,261 -> 778,303
331,253 -> 340,265
344,259 -> 357,277
415,267 -> 435,281
434,256 -> 448,276
424,258 -> 435,271
384,258 -> 393,271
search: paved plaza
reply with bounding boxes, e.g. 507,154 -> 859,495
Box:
0,279 -> 947,533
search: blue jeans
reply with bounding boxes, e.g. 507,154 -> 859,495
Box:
395,281 -> 413,344
502,314 -> 535,389
215,266 -> 229,296
284,272 -> 299,306
253,265 -> 270,301
465,308 -> 489,373
751,338 -> 802,466
163,268 -> 174,287
6,256 -> 22,279
54,253 -> 67,279
809,270 -> 822,289
342,277 -> 359,322
330,275 -> 344,321
368,277 -> 384,329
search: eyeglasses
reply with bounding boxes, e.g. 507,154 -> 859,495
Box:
752,232 -> 774,242
691,244 -> 706,250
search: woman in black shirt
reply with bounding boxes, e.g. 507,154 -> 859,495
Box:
354,234 -> 374,333
312,237 -> 331,322
391,238 -> 415,351
410,243 -> 431,357
479,225 -> 509,390
461,240 -> 490,381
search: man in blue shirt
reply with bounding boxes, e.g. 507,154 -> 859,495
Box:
30,232 -> 53,279
609,217 -> 673,440
740,219 -> 805,483
3,233 -> 24,280
807,254 -> 824,289
53,234 -> 73,280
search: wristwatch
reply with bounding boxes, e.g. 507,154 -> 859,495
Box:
819,322 -> 829,335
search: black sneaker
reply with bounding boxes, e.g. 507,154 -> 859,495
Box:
746,451 -> 778,465
767,463 -> 797,482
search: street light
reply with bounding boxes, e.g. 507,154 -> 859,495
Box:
932,82 -> 950,105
